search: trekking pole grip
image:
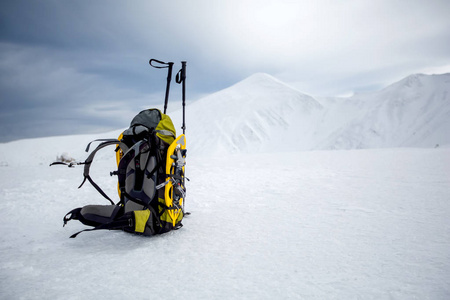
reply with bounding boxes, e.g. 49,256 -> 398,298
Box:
149,58 -> 174,114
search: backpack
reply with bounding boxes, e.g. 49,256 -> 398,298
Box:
59,108 -> 187,238
53,59 -> 188,238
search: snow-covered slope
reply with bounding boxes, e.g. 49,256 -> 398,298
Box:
317,73 -> 450,149
171,73 -> 323,155
171,73 -> 450,155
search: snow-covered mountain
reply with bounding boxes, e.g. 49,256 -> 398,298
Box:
2,72 -> 448,157
317,73 -> 450,150
171,72 -> 450,155
171,73 -> 323,154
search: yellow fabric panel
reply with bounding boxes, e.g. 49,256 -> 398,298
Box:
134,209 -> 151,233
116,132 -> 124,197
116,132 -> 124,166
156,113 -> 176,145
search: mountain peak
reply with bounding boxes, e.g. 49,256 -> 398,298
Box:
398,73 -> 425,88
170,73 -> 323,154
232,72 -> 301,94
240,72 -> 280,83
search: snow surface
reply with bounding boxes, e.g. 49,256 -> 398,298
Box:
1,73 -> 450,299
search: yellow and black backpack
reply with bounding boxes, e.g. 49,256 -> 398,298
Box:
55,59 -> 188,238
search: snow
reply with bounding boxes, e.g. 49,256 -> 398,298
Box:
1,73 -> 450,299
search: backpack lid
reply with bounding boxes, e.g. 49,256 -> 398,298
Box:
123,109 -> 161,136
122,109 -> 176,145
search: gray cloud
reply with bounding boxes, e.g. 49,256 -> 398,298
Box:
1,0 -> 449,142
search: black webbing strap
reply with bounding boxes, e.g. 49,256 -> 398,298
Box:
78,175 -> 115,205
144,129 -> 165,180
149,59 -> 172,69
146,156 -> 163,179
49,161 -> 86,168
70,217 -> 134,238
84,138 -> 122,152
78,139 -> 127,204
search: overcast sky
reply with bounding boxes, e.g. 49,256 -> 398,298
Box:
1,0 -> 449,142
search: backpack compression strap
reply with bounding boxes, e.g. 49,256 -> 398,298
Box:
78,139 -> 128,205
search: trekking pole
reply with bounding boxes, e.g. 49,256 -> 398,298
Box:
176,61 -> 187,134
149,59 -> 174,114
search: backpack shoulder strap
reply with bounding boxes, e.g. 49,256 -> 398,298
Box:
78,139 -> 128,205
